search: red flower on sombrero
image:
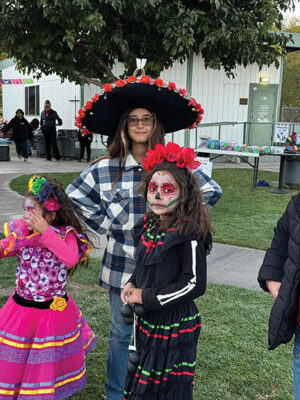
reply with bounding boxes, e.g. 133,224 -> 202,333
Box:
84,101 -> 93,110
78,76 -> 204,137
92,93 -> 100,102
154,78 -> 164,88
78,109 -> 85,118
115,79 -> 125,87
103,83 -> 113,92
140,75 -> 151,84
126,76 -> 137,83
168,82 -> 176,90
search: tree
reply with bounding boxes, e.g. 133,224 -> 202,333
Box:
0,0 -> 295,86
280,17 -> 300,109
0,52 -> 8,116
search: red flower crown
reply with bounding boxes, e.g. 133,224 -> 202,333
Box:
75,76 -> 205,135
142,142 -> 201,172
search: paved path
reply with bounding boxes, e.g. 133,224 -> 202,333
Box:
0,144 -> 275,291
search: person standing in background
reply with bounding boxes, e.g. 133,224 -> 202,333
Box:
40,100 -> 62,161
2,109 -> 31,162
27,118 -> 40,157
78,130 -> 93,162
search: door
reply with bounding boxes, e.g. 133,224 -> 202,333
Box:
247,83 -> 278,146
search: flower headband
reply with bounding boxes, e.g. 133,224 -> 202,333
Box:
75,75 -> 204,135
142,142 -> 201,172
27,176 -> 62,211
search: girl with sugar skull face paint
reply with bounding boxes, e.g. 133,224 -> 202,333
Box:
121,142 -> 213,400
147,170 -> 180,217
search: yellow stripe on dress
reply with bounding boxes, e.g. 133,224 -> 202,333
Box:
0,367 -> 86,396
0,322 -> 82,349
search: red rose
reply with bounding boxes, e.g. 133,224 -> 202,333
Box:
165,142 -> 180,162
188,98 -> 196,106
152,144 -> 166,164
140,75 -> 151,84
126,76 -> 137,83
78,109 -> 85,118
92,93 -> 100,102
103,83 -> 113,92
76,122 -> 83,129
115,79 -> 125,87
82,128 -> 91,135
187,124 -> 196,129
200,107 -> 204,114
75,116 -> 81,123
179,88 -> 187,97
168,82 -> 176,91
176,148 -> 196,168
154,78 -> 164,87
84,101 -> 93,110
194,103 -> 202,111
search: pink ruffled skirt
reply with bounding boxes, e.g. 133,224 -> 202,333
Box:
0,294 -> 96,400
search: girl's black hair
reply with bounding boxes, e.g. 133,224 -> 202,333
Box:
139,161 -> 214,239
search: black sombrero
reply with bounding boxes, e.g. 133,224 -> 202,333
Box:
76,76 -> 204,136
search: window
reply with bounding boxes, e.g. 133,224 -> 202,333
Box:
25,86 -> 40,115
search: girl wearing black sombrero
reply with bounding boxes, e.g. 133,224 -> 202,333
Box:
66,75 -> 222,400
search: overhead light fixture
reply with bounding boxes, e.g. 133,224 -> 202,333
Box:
260,76 -> 270,83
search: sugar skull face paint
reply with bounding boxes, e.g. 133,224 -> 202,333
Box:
147,170 -> 180,217
24,199 -> 39,217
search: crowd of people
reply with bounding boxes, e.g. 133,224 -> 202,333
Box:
0,73 -> 299,400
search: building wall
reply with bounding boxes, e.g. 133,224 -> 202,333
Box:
2,56 -> 282,149
2,66 -> 79,130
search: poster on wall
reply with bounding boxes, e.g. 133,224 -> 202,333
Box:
273,123 -> 290,143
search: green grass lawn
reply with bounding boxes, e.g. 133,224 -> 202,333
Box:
0,257 -> 293,400
4,168 -> 298,398
10,168 -> 298,250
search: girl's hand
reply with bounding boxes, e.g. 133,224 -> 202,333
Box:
121,282 -> 135,304
266,280 -> 281,300
24,210 -> 49,234
127,288 -> 143,305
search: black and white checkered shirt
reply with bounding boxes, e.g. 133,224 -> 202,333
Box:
66,154 -> 222,294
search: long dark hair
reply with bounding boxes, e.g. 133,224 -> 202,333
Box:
26,177 -> 92,273
91,108 -> 165,184
139,161 -> 214,239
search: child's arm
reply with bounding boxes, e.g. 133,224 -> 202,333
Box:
140,240 -> 207,311
39,228 -> 80,268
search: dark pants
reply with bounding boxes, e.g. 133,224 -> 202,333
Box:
79,140 -> 91,161
15,140 -> 28,159
43,129 -> 60,160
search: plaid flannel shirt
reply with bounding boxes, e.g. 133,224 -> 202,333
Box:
66,154 -> 222,294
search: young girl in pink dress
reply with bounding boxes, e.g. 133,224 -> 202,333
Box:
0,175 -> 96,400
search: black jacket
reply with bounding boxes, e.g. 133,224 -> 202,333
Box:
128,217 -> 207,312
40,109 -> 62,132
2,116 -> 31,141
258,194 -> 300,350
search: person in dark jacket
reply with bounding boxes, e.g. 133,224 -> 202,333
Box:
40,100 -> 62,161
258,194 -> 300,399
2,109 -> 31,161
77,130 -> 93,162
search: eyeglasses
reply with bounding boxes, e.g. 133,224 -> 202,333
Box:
127,116 -> 155,126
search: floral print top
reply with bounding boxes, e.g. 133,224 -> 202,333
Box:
0,220 -> 91,302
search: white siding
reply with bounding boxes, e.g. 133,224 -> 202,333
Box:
2,65 -> 79,130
